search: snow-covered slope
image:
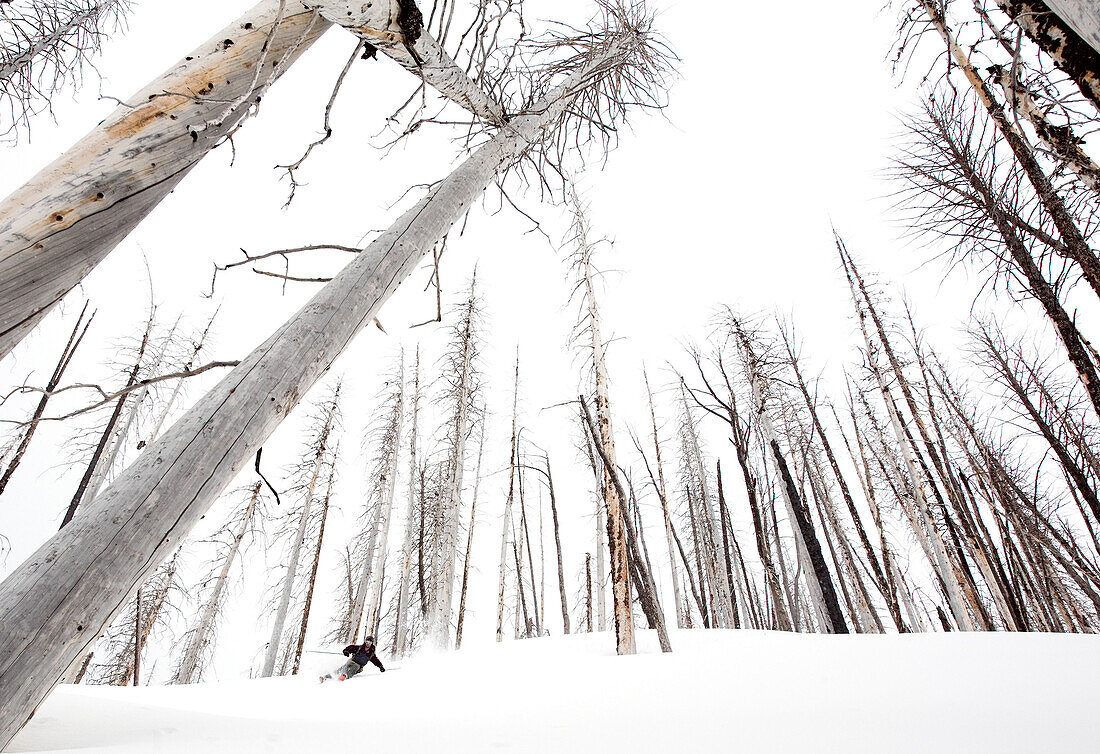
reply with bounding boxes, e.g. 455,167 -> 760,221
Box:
10,630 -> 1100,753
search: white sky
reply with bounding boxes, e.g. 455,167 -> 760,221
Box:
0,0 -> 1051,676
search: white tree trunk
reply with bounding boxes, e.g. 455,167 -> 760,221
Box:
363,378 -> 405,639
0,43 -> 621,744
0,1 -> 330,361
172,483 -> 261,684
429,300 -> 474,648
261,411 -> 333,677
392,352 -> 419,656
496,354 -> 519,642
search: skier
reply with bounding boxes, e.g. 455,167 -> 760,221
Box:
320,636 -> 386,682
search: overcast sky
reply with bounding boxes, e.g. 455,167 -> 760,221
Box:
0,0 -> 1044,674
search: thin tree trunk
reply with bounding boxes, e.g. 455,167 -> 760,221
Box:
393,350 -> 420,656
455,431 -> 485,648
262,400 -> 336,677
0,303 -> 93,497
496,353 -> 520,642
292,459 -> 335,675
173,483 -> 262,684
61,319 -> 151,528
544,456 -> 571,635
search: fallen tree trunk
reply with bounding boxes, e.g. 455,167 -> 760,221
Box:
0,36 -> 631,747
0,0 -> 332,361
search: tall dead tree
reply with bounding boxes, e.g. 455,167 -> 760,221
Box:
496,351 -> 520,643
289,446 -> 338,675
455,428 -> 486,648
426,278 -> 484,648
730,317 -> 849,634
392,349 -> 421,656
172,483 -> 265,685
0,303 -> 93,497
85,551 -> 183,686
337,357 -> 405,643
261,383 -> 342,677
568,192 -> 635,654
0,4 -> 671,741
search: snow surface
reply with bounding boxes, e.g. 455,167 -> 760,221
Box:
9,630 -> 1100,753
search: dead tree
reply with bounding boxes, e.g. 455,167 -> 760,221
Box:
568,192 -> 636,654
0,0 -> 516,361
172,483 -> 265,684
337,357 -> 405,643
0,5 -> 671,742
0,2 -> 329,360
392,349 -> 421,656
0,302 -> 93,497
725,317 -> 849,633
290,446 -> 338,675
61,311 -> 154,527
455,427 -> 486,648
85,551 -> 183,686
261,383 -> 342,677
425,278 -> 484,648
579,396 -> 671,652
994,0 -> 1100,110
496,351 -> 520,642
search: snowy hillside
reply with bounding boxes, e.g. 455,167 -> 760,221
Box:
10,630 -> 1100,753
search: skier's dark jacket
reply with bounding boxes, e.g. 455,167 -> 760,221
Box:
342,641 -> 385,671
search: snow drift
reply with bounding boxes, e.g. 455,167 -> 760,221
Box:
9,630 -> 1100,753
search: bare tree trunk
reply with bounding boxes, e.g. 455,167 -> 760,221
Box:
132,589 -> 140,686
393,350 -> 420,656
641,371 -> 684,628
455,431 -> 485,648
579,397 -> 670,652
0,303 -> 93,497
496,352 -> 520,643
585,553 -> 593,632
545,456 -> 571,635
61,317 -> 152,528
262,394 -> 337,677
173,483 -> 262,684
292,458 -> 336,675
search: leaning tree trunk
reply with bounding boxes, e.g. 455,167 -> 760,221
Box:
261,395 -> 336,677
0,304 -> 92,497
0,41 -> 626,746
172,483 -> 262,685
0,1 -> 330,361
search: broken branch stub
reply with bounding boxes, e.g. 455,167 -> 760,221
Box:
0,0 -> 332,362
